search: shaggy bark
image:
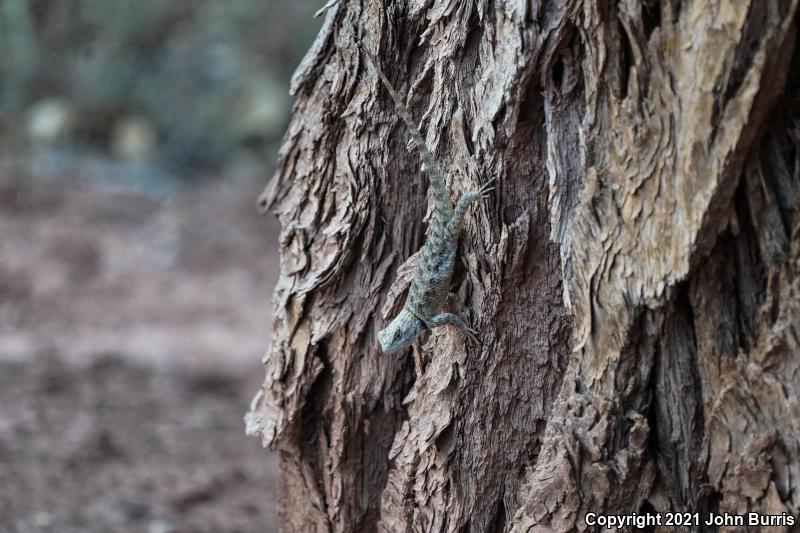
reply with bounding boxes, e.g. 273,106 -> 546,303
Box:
246,0 -> 800,531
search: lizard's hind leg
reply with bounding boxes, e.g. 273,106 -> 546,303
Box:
447,178 -> 496,236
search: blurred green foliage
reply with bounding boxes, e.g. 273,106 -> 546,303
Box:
0,0 -> 321,172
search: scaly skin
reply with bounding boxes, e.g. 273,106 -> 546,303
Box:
363,47 -> 494,353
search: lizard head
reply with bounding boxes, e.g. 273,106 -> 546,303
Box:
378,309 -> 424,353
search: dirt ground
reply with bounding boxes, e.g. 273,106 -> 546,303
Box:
0,150 -> 280,532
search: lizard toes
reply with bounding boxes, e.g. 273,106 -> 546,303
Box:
479,179 -> 496,196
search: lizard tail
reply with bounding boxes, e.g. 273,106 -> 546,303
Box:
359,43 -> 452,223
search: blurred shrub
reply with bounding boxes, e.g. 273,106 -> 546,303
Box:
0,0 -> 320,172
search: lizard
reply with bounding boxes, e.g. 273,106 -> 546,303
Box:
361,45 -> 495,353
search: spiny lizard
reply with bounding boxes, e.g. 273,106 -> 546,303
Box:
361,46 -> 495,353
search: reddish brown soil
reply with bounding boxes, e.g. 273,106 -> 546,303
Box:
0,152 -> 280,532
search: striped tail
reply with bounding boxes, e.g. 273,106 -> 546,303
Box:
360,44 -> 453,226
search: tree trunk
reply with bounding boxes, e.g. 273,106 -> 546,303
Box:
245,0 -> 800,531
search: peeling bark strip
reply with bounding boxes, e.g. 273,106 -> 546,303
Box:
246,0 -> 800,531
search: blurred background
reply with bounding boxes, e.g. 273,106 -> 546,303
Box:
0,1 -> 320,530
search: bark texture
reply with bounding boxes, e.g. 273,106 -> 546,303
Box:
245,0 -> 800,531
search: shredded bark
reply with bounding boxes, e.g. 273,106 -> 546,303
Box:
247,1 -> 800,531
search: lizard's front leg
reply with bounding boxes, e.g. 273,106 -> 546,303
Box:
424,312 -> 479,343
